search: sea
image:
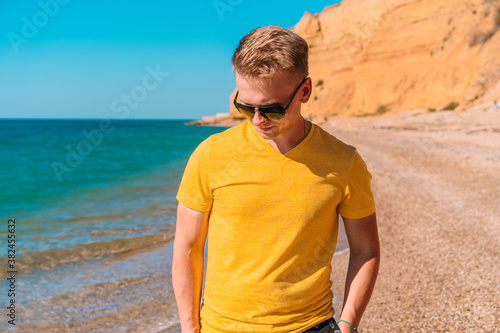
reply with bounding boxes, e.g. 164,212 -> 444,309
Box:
1,119 -> 349,333
1,119 -> 227,332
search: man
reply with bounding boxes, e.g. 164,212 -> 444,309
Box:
173,26 -> 380,333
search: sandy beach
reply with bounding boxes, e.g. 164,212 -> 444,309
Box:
326,106 -> 500,332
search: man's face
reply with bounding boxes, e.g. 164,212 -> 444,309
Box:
234,71 -> 311,141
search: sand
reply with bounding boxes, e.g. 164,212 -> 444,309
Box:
325,106 -> 500,332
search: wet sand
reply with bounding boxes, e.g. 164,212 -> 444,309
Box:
10,230 -> 180,333
325,107 -> 500,332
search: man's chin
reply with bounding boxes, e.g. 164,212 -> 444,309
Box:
255,126 -> 278,140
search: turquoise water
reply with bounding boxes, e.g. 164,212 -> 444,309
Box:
1,119 -> 225,253
0,119 -> 227,332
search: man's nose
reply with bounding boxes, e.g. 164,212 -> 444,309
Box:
252,109 -> 268,126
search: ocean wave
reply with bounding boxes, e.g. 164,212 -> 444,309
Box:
3,227 -> 175,273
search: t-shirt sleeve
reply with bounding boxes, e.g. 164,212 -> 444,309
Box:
338,150 -> 376,219
176,139 -> 213,212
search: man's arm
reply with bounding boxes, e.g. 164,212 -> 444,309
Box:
339,212 -> 380,333
172,202 -> 210,333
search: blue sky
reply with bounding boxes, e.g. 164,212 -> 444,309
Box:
0,0 -> 340,119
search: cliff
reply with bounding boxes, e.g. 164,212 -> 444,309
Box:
224,0 -> 500,119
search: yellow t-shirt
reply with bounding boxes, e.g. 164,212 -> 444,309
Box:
176,121 -> 375,333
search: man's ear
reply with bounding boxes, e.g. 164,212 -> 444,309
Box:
300,77 -> 312,103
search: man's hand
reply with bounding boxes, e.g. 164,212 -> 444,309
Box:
172,202 -> 210,333
340,212 -> 380,332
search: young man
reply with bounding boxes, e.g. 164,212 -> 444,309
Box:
173,26 -> 380,333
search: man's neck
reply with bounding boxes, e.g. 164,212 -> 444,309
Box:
267,118 -> 310,154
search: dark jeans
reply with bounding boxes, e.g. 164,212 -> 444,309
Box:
302,318 -> 341,333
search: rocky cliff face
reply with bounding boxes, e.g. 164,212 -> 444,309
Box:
230,0 -> 500,117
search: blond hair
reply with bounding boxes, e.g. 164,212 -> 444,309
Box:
232,26 -> 309,83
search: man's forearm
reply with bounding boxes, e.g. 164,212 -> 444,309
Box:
340,251 -> 380,332
172,245 -> 205,332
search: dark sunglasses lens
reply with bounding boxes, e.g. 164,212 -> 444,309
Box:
236,104 -> 256,119
259,106 -> 286,120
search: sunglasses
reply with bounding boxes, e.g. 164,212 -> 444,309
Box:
233,76 -> 308,120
